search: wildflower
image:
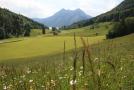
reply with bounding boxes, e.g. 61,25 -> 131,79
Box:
29,80 -> 33,83
84,83 -> 88,86
70,66 -> 73,71
26,70 -> 31,74
120,67 -> 123,71
46,72 -> 49,74
3,85 -> 7,90
26,67 -> 31,74
20,75 -> 25,78
70,80 -> 77,85
19,80 -> 23,83
59,77 -> 63,80
122,76 -> 127,79
8,84 -> 13,89
78,71 -> 83,76
80,66 -> 83,70
97,69 -> 101,77
41,85 -> 45,88
51,80 -> 56,86
94,58 -> 99,62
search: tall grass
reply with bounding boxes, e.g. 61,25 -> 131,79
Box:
0,34 -> 134,90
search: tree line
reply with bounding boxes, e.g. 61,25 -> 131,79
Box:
0,7 -> 45,39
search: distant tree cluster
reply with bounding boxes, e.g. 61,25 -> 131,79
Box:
107,17 -> 134,39
0,8 -> 44,39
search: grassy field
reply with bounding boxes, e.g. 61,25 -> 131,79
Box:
0,33 -> 133,90
0,22 -> 133,90
0,35 -> 105,61
30,22 -> 113,37
0,22 -> 109,61
60,22 -> 113,37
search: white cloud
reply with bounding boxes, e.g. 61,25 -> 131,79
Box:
0,0 -> 123,18
0,0 -> 57,18
77,0 -> 123,16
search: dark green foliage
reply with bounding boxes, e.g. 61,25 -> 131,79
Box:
0,7 -> 44,39
0,27 -> 6,39
107,17 -> 134,39
52,27 -> 58,35
125,17 -> 134,33
42,26 -> 46,34
24,24 -> 31,37
52,27 -> 57,31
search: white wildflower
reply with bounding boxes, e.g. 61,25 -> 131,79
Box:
8,84 -> 13,89
26,70 -> 31,74
59,77 -> 63,80
80,66 -> 83,70
29,80 -> 33,83
70,66 -> 73,71
41,85 -> 45,88
94,58 -> 99,62
19,80 -> 23,83
97,69 -> 101,77
51,80 -> 56,86
70,80 -> 77,85
78,71 -> 83,76
3,86 -> 7,90
120,67 -> 123,71
84,83 -> 88,86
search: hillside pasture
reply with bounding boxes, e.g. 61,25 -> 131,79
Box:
60,22 -> 113,37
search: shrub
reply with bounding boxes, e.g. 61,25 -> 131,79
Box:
107,17 -> 134,39
125,17 -> 134,34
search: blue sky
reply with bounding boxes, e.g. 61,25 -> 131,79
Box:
0,0 -> 123,18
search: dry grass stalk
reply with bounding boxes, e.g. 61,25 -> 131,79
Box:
63,40 -> 66,61
72,33 -> 77,90
80,37 -> 96,89
106,61 -> 116,72
82,48 -> 85,75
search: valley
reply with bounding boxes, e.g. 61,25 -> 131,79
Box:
0,0 -> 134,89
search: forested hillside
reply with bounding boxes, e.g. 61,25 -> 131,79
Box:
68,0 -> 134,29
0,8 -> 45,39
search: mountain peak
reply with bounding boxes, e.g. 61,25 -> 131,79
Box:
33,9 -> 92,27
75,8 -> 82,11
60,8 -> 83,12
60,8 -> 66,12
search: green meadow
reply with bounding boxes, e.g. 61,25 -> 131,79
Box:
0,22 -> 133,90
0,22 -> 111,61
0,36 -> 105,61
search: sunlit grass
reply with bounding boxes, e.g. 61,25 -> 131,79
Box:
0,36 -> 105,61
0,22 -> 133,89
60,22 -> 113,37
0,34 -> 133,90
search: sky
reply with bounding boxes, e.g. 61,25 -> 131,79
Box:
0,0 -> 123,18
